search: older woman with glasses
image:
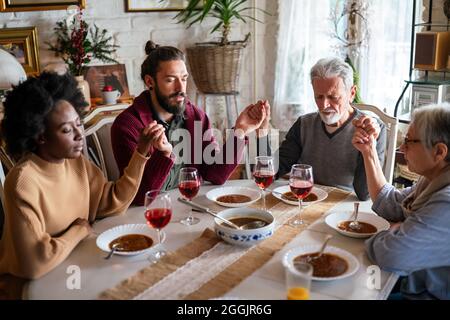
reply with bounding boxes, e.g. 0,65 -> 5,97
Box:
352,103 -> 450,300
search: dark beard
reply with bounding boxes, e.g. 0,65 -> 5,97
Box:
154,83 -> 186,115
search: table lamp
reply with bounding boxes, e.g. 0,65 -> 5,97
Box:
0,48 -> 27,105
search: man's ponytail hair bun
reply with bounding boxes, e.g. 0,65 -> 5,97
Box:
145,41 -> 159,55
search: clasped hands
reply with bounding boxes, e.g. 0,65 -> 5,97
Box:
352,115 -> 381,153
234,100 -> 271,139
137,99 -> 273,155
137,121 -> 173,157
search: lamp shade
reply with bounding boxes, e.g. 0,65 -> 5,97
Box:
0,48 -> 27,90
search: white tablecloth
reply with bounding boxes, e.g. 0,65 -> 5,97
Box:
25,180 -> 398,300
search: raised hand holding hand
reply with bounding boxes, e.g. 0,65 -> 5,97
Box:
352,126 -> 375,155
234,100 -> 268,138
153,130 -> 173,157
352,115 -> 380,139
137,121 -> 168,156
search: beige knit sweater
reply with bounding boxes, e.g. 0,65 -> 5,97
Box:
0,150 -> 148,279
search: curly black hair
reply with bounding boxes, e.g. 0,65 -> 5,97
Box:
1,71 -> 88,160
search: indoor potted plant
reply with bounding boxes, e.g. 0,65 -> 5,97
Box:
174,0 -> 267,94
47,7 -> 119,108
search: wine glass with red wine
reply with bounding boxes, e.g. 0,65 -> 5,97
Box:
289,164 -> 313,226
144,190 -> 172,259
253,156 -> 275,212
178,167 -> 201,226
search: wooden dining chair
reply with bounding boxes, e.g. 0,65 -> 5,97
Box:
354,103 -> 399,184
0,144 -> 15,238
83,105 -> 128,180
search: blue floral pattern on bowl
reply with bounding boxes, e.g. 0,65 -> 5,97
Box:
216,230 -> 273,243
213,207 -> 275,246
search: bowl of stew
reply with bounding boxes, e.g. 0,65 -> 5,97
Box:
214,208 -> 275,246
325,211 -> 390,238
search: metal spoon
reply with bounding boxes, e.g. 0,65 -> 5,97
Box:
240,220 -> 267,230
104,243 -> 120,260
178,197 -> 241,229
267,189 -> 285,197
267,189 -> 299,202
306,235 -> 333,262
349,202 -> 361,231
177,197 -> 266,230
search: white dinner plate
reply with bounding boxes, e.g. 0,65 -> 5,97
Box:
206,186 -> 261,207
283,244 -> 360,281
96,224 -> 165,256
325,211 -> 390,239
272,185 -> 328,206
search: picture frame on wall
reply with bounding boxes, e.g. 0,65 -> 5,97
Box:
83,64 -> 133,105
125,0 -> 201,12
0,27 -> 40,76
0,0 -> 85,12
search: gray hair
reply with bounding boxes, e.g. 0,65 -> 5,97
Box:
411,103 -> 450,162
310,57 -> 354,91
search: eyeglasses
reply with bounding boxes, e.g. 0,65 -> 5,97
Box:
402,136 -> 421,146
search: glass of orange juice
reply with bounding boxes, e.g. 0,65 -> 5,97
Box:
285,262 -> 313,300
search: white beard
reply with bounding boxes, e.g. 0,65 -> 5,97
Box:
319,110 -> 342,125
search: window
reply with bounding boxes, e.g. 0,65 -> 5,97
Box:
273,0 -> 417,130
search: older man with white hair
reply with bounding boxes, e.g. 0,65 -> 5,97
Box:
276,57 -> 386,200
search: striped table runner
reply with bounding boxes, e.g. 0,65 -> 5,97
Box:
99,187 -> 350,300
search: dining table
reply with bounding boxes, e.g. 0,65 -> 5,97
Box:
24,179 -> 399,300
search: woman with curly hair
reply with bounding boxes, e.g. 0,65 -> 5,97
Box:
0,72 -> 168,281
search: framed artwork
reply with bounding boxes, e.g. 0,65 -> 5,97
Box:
0,27 -> 40,76
0,0 -> 85,12
83,64 -> 132,104
125,0 -> 201,12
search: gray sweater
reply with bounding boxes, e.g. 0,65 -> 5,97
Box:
277,109 -> 386,200
366,183 -> 450,300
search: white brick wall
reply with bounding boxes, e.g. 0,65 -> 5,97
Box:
0,0 -> 278,115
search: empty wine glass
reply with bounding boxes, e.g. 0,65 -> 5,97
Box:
289,164 -> 313,226
178,167 -> 201,225
144,190 -> 172,260
253,156 -> 275,212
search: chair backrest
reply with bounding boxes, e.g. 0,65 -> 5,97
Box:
0,159 -> 5,225
354,103 -> 399,184
0,145 -> 15,217
83,106 -> 127,181
83,103 -> 130,123
0,145 -> 15,236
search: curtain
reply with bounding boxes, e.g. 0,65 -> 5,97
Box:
273,0 -> 337,131
358,0 -> 416,115
273,0 -> 417,131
